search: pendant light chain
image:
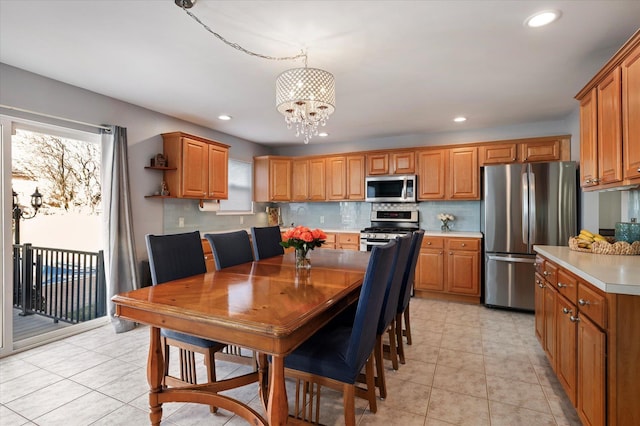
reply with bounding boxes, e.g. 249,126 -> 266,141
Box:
179,4 -> 307,64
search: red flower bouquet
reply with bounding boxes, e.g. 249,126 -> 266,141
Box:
280,226 -> 327,268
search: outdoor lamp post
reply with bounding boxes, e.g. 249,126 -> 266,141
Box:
12,187 -> 43,245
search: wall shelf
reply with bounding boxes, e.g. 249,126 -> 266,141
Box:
144,166 -> 177,171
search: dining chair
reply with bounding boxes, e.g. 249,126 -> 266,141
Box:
250,225 -> 284,260
283,240 -> 398,426
204,230 -> 253,270
203,230 -> 256,368
395,229 -> 425,364
145,231 -> 227,413
373,233 -> 412,399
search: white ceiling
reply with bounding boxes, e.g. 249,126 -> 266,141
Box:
1,1 -> 639,147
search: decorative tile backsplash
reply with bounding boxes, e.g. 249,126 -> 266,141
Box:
163,199 -> 483,234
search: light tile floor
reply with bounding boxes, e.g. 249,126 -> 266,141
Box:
0,298 -> 581,425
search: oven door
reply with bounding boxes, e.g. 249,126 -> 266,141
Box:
362,238 -> 392,252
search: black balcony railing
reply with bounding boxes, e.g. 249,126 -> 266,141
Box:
13,244 -> 107,324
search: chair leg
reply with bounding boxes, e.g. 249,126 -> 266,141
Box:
364,355 -> 377,413
374,334 -> 387,399
161,337 -> 170,387
342,383 -> 356,426
395,313 -> 406,365
204,348 -> 218,413
387,319 -> 399,370
404,303 -> 412,345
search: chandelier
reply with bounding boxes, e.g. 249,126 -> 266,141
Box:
176,0 -> 335,144
276,64 -> 335,144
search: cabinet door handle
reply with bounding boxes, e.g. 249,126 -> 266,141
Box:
439,251 -> 443,255
557,282 -> 566,288
562,307 -> 572,314
536,279 -> 544,288
449,252 -> 453,255
585,179 -> 592,184
543,271 -> 549,277
570,315 -> 580,323
637,167 -> 640,173
461,243 -> 466,247
578,298 -> 590,306
592,178 -> 600,183
427,242 -> 432,245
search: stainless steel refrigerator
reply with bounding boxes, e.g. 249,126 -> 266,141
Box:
482,161 -> 577,310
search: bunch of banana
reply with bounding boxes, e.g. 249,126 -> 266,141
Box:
576,229 -> 608,249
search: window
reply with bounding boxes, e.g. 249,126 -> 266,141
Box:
218,159 -> 253,214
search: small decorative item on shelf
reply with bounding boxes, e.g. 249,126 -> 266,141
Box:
160,181 -> 170,196
438,213 -> 455,232
280,226 -> 327,269
153,153 -> 167,167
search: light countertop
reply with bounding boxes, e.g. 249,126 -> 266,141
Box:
534,245 -> 640,296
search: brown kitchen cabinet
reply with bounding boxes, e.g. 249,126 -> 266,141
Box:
448,147 -> 479,200
253,156 -> 292,202
479,143 -> 517,165
336,233 -> 359,250
576,29 -> 640,190
326,155 -> 365,201
479,136 -> 570,166
292,157 -> 326,201
534,253 -> 640,426
366,151 -> 415,175
417,147 -> 479,201
416,149 -> 446,200
415,236 -> 481,303
161,132 -> 229,200
622,41 -> 640,182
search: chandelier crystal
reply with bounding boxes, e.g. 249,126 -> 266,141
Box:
276,67 -> 335,144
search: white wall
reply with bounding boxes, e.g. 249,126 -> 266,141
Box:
0,63 -> 271,262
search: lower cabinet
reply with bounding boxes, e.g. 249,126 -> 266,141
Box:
535,254 -> 640,426
415,236 -> 481,303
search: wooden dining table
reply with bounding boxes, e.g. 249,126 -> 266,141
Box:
112,249 -> 371,425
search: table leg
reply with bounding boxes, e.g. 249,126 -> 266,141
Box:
267,355 -> 288,425
257,353 -> 269,410
148,327 -> 164,426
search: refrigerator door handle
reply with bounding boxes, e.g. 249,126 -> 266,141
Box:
487,255 -> 536,264
521,172 -> 529,245
529,171 -> 536,245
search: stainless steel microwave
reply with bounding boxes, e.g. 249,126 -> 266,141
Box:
365,175 -> 417,202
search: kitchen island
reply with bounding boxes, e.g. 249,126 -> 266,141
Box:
533,245 -> 640,426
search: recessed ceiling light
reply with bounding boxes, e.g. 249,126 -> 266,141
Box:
524,10 -> 561,28
218,114 -> 232,120
453,116 -> 467,123
318,132 -> 329,137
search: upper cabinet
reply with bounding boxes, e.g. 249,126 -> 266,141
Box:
254,156 -> 291,202
161,132 -> 229,200
326,155 -> 365,201
622,41 -> 640,182
417,147 -> 479,200
366,151 -> 415,175
479,136 -> 570,166
575,30 -> 640,190
292,157 -> 326,201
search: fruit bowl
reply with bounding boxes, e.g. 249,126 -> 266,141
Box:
569,230 -> 640,255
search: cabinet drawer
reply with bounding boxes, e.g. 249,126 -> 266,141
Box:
447,238 -> 480,251
323,233 -> 337,244
422,237 -> 444,249
556,268 -> 578,304
337,233 -> 359,245
578,282 -> 606,329
543,261 -> 558,286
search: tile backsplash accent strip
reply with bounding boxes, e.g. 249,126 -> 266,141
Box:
163,199 -> 483,234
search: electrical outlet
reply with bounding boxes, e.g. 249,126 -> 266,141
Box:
178,217 -> 184,228
240,216 -> 244,225
320,216 -> 325,224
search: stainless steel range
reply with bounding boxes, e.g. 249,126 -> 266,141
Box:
360,203 -> 420,251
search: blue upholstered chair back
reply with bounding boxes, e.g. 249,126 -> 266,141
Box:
146,231 -> 207,285
250,226 -> 284,260
377,233 -> 413,334
345,240 -> 397,370
204,231 -> 254,270
397,230 -> 425,314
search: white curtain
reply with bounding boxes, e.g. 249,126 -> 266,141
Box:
101,125 -> 138,333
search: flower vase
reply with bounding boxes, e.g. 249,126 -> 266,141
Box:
295,248 -> 311,269
441,221 -> 450,232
